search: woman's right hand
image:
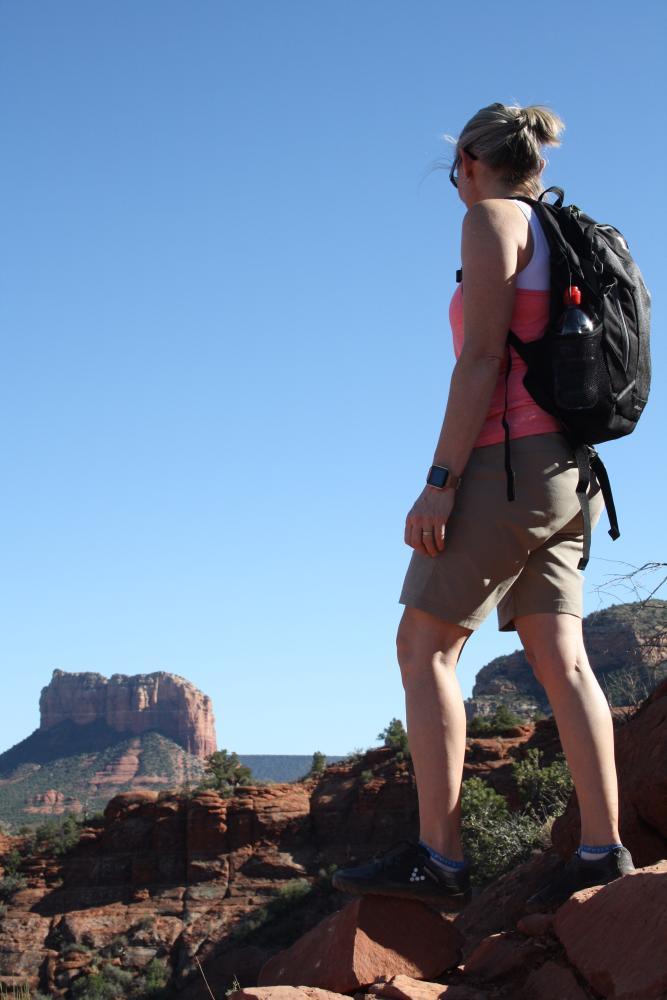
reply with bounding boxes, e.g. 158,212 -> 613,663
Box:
404,485 -> 456,557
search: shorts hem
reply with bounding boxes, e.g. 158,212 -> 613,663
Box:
498,601 -> 583,632
398,595 -> 485,631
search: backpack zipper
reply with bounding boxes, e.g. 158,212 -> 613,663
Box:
611,284 -> 630,371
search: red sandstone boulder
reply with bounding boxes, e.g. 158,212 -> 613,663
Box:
553,861 -> 667,999
232,989 -> 346,1000
258,897 -> 462,992
366,973 -> 487,1000
460,932 -> 542,981
516,912 -> 554,938
453,850 -> 562,956
519,960 -> 588,1000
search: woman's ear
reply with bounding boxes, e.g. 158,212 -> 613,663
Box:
538,157 -> 546,175
460,148 -> 476,180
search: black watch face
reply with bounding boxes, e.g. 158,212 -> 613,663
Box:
428,466 -> 449,488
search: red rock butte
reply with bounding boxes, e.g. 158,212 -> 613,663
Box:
39,669 -> 217,759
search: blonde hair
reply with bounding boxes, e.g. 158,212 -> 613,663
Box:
452,102 -> 565,197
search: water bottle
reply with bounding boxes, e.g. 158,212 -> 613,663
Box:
552,285 -> 601,410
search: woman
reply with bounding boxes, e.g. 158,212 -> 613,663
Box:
332,102 -> 635,910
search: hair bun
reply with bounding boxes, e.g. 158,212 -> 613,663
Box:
521,105 -> 564,147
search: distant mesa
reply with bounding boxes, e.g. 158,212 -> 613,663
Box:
0,664 -> 219,828
39,668 -> 217,758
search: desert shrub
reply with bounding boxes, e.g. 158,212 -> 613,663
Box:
601,667 -> 655,709
61,942 -> 95,956
461,776 -> 544,885
343,748 -> 365,763
377,717 -> 406,749
467,705 -> 524,737
308,751 -> 327,777
0,985 -> 33,1000
2,848 -> 22,875
102,933 -> 128,958
132,957 -> 170,999
359,769 -> 374,785
229,878 -> 315,946
512,748 -> 573,817
70,970 -> 121,1000
21,814 -> 85,857
200,749 -> 254,793
0,873 -> 26,902
274,878 -> 312,904
377,718 -> 410,759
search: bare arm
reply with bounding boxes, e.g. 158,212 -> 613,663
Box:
405,200 -> 522,556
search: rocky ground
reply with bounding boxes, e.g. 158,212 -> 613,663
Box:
0,677 -> 665,999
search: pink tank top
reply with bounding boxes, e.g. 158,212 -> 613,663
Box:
449,200 -> 563,448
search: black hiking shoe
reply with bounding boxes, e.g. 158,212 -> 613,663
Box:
525,846 -> 636,911
331,839 -> 471,910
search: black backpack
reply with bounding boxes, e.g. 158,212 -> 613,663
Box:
458,187 -> 652,569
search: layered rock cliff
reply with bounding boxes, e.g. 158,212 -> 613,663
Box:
39,670 -> 217,759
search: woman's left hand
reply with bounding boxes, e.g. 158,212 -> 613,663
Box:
404,486 -> 456,557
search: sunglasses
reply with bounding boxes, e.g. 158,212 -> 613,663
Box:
450,146 -> 478,188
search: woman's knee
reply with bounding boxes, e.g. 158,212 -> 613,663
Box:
396,607 -> 470,683
516,612 -> 589,687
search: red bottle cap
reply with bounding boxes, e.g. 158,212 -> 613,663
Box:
564,286 -> 582,305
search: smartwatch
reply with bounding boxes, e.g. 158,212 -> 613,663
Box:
426,465 -> 463,490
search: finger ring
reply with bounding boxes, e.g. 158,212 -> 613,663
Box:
421,529 -> 434,535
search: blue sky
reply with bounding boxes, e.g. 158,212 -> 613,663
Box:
1,1 -> 665,757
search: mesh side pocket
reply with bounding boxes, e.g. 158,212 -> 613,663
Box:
551,325 -> 604,411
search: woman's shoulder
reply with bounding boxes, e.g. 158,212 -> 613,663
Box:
464,197 -> 527,226
462,198 -> 529,252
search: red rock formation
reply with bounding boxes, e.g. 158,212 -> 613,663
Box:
24,789 -> 84,816
39,669 -> 217,758
366,976 -> 486,1000
1,672 -> 666,998
257,897 -> 462,992
552,861 -> 667,999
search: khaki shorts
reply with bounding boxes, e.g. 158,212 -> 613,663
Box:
398,432 -> 604,632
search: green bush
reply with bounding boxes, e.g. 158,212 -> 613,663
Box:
201,749 -> 254,793
70,971 -> 121,1000
461,776 -> 545,886
512,748 -> 573,817
0,873 -> 26,902
21,814 -> 85,858
467,704 -> 524,737
228,878 -> 314,945
132,957 -> 170,999
377,718 -> 410,756
102,934 -> 128,958
2,848 -> 22,875
359,769 -> 374,785
274,878 -> 312,904
308,751 -> 327,777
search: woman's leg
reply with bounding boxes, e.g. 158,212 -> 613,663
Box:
515,611 -> 621,845
396,606 -> 472,861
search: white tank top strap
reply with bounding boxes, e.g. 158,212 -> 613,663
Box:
510,198 -> 550,291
